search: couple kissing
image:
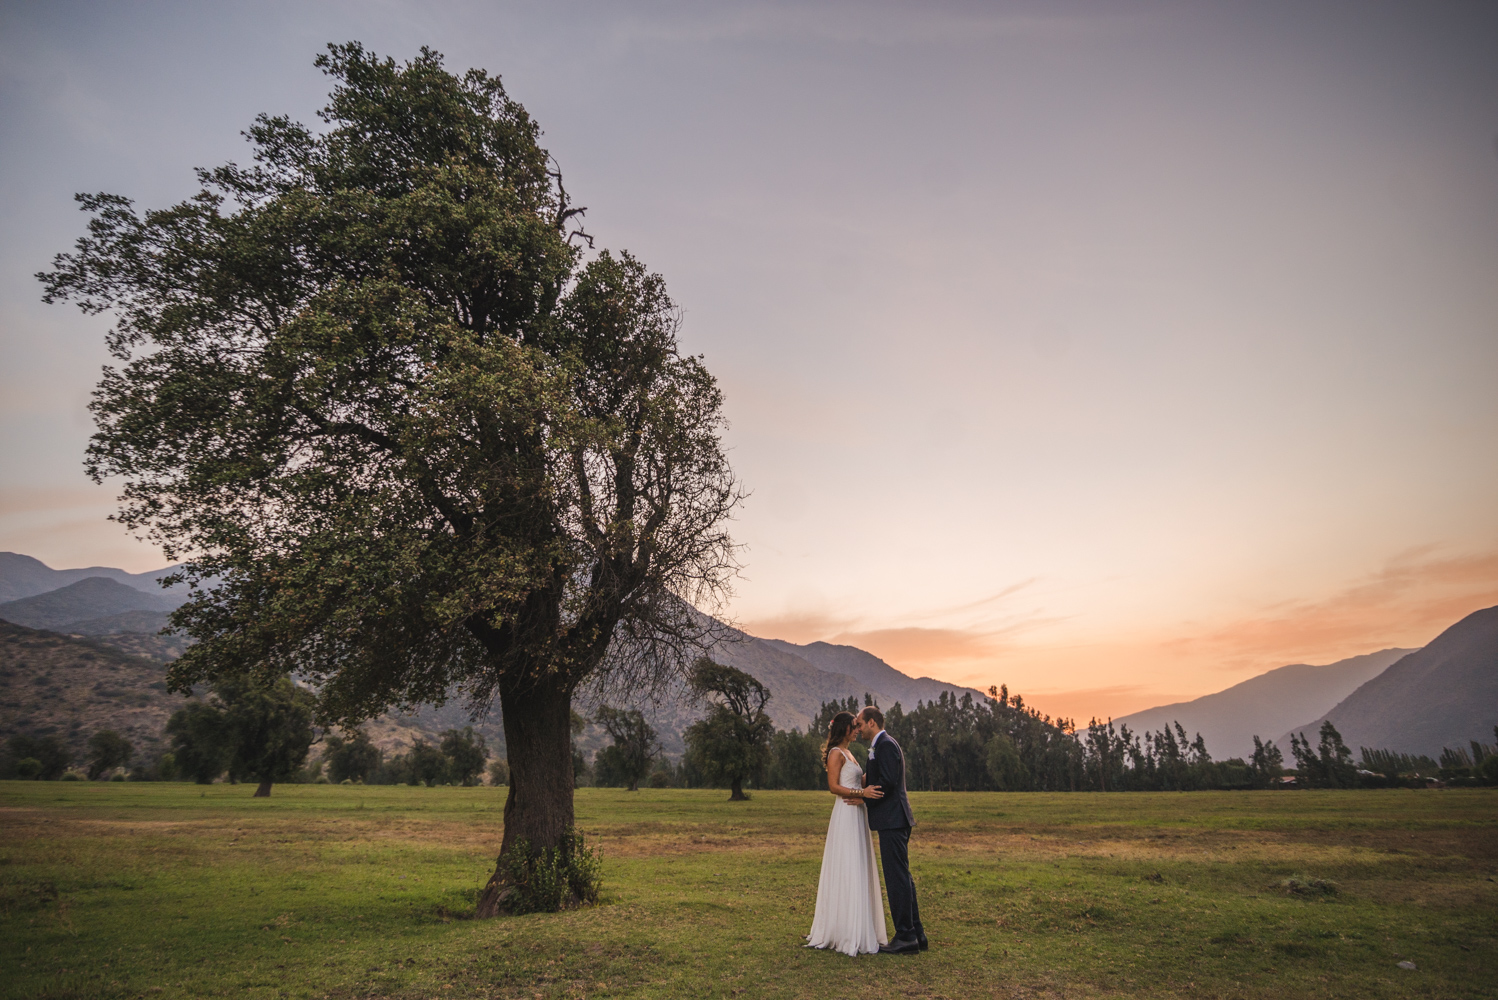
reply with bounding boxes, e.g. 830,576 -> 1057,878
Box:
806,706 -> 927,957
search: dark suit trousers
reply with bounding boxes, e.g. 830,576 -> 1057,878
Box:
877,827 -> 922,940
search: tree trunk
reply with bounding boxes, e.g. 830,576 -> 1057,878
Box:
729,775 -> 746,801
253,779 -> 272,797
476,670 -> 575,918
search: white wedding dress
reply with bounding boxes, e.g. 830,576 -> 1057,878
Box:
805,748 -> 888,956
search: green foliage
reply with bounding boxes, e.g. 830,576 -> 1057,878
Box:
1361,746 -> 1439,781
683,658 -> 773,799
220,677 -> 318,789
1276,876 -> 1339,896
985,732 -> 1026,790
165,678 -> 316,790
2,734 -> 71,780
408,740 -> 450,787
1250,735 -> 1286,787
40,37 -> 738,771
591,706 -> 661,791
14,757 -> 43,779
762,686 -> 1280,793
762,726 -> 825,790
322,728 -> 383,783
1291,722 -> 1356,788
487,757 -> 510,786
491,830 -> 602,915
439,726 -> 489,786
1478,754 -> 1498,785
166,700 -> 232,783
86,729 -> 134,780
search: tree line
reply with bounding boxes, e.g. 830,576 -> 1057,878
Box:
582,668 -> 1498,793
0,680 -> 504,792
6,661 -> 1496,792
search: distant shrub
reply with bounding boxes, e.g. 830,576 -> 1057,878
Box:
323,728 -> 382,784
440,727 -> 489,786
87,729 -> 134,780
1480,755 -> 1498,785
487,758 -> 510,787
6,734 -> 71,780
14,758 -> 42,780
1276,876 -> 1338,896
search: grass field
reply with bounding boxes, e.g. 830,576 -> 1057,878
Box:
2,783 -> 1495,999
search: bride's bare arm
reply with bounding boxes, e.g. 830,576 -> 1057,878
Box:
825,749 -> 884,804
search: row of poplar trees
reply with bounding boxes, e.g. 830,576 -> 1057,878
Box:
586,676 -> 1307,796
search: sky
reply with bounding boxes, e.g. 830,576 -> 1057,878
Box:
2,1 -> 1496,722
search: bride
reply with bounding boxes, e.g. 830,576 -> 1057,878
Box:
805,711 -> 888,956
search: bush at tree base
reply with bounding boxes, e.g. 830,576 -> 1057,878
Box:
490,830 -> 601,915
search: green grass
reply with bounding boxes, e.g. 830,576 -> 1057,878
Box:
2,784 -> 1495,999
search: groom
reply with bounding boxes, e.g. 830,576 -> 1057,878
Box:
855,706 -> 926,954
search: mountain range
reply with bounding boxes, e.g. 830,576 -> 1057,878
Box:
1110,647 -> 1416,760
0,577 -> 180,632
0,552 -> 191,603
1276,605 -> 1498,759
1,552 -> 1492,763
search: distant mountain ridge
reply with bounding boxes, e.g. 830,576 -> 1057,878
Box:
0,552 -> 190,603
1113,647 -> 1415,760
762,638 -> 984,710
0,577 -> 179,632
1278,605 -> 1498,758
0,555 -> 959,761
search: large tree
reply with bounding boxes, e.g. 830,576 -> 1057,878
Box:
683,658 -> 773,801
592,706 -> 662,791
221,677 -> 319,796
323,728 -> 383,783
86,730 -> 134,780
40,44 -> 739,912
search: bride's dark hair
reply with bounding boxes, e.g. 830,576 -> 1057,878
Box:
824,711 -> 855,766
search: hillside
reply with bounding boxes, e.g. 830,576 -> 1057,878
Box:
582,628 -> 903,758
0,617 -> 893,767
0,553 -> 990,766
0,621 -> 182,766
0,551 -> 191,603
0,577 -> 178,632
65,609 -> 176,636
762,638 -> 984,709
1278,605 -> 1498,758
1112,647 -> 1415,760
0,619 -> 471,765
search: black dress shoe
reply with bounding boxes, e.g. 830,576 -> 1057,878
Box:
917,933 -> 929,951
879,938 -> 920,955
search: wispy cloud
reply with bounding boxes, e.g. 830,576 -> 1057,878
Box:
744,547 -> 1498,725
1162,547 -> 1498,672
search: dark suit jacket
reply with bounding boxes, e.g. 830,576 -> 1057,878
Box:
863,731 -> 915,831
